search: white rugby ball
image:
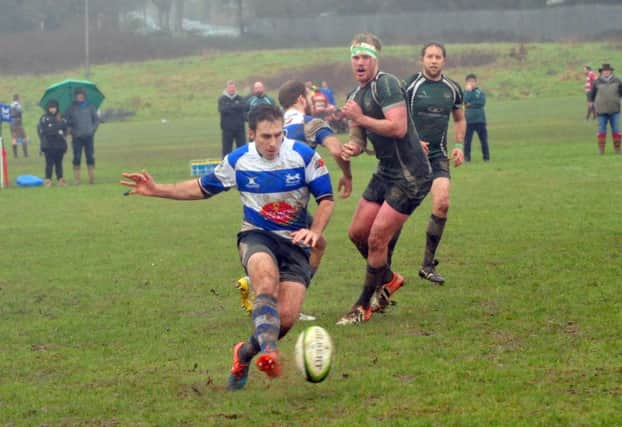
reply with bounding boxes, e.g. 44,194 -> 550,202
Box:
295,325 -> 334,383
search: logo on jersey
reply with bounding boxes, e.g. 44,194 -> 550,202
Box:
285,173 -> 301,186
260,201 -> 297,225
418,90 -> 430,98
246,176 -> 260,189
315,158 -> 325,169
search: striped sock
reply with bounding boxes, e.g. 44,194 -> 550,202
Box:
239,336 -> 260,364
252,293 -> 280,353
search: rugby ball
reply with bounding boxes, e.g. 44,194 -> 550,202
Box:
295,325 -> 333,383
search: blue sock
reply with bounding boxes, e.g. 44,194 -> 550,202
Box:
252,293 -> 280,353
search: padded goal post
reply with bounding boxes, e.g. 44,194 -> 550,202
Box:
0,103 -> 12,189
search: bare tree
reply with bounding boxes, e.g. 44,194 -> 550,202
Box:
173,0 -> 185,33
152,0 -> 173,31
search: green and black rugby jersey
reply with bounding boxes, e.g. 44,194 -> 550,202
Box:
347,71 -> 430,181
404,72 -> 463,160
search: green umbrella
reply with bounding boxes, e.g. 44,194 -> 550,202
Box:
39,79 -> 105,114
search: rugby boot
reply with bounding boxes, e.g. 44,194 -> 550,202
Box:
336,305 -> 372,326
255,349 -> 281,378
235,276 -> 253,315
370,272 -> 405,312
419,259 -> 444,285
227,342 -> 250,390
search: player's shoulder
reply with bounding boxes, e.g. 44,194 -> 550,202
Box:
286,138 -> 317,165
404,72 -> 425,91
441,75 -> 463,92
227,143 -> 251,168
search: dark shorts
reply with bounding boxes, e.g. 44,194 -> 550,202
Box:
237,229 -> 312,288
429,157 -> 450,179
362,173 -> 432,215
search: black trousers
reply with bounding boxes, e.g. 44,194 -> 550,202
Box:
465,122 -> 490,161
44,149 -> 65,180
221,127 -> 246,158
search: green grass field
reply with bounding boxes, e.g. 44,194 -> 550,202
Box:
1,44 -> 622,426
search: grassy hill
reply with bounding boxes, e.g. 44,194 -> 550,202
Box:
1,42 -> 621,126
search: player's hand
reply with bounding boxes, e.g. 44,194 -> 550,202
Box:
450,147 -> 464,167
291,228 -> 321,248
120,170 -> 157,196
337,175 -> 353,199
420,140 -> 430,155
341,141 -> 362,161
341,100 -> 363,123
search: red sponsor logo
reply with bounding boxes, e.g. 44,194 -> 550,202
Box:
315,158 -> 325,169
260,201 -> 297,225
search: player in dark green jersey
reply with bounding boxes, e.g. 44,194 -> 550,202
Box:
404,42 -> 466,285
336,33 -> 432,325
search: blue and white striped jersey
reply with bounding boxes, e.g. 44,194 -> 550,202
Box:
283,109 -> 333,149
198,138 -> 333,241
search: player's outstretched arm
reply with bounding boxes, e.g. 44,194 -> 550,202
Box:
121,170 -> 204,200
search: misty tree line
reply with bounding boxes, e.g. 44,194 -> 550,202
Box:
0,0 -> 616,34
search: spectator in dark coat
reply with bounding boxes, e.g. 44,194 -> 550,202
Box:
218,80 -> 247,158
246,81 -> 276,114
38,99 -> 68,187
463,73 -> 490,162
65,87 -> 99,184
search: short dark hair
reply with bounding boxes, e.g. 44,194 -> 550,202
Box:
465,73 -> 477,81
74,87 -> 86,96
248,104 -> 283,131
585,65 -> 592,70
351,32 -> 382,52
421,41 -> 446,58
278,80 -> 307,110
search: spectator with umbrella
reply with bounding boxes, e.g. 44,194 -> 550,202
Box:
39,80 -> 104,184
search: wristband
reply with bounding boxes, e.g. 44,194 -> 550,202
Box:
454,143 -> 464,149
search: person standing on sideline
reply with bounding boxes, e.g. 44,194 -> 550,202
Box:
336,32 -> 433,325
218,80 -> 247,158
246,81 -> 276,114
10,94 -> 29,158
404,42 -> 466,285
463,73 -> 490,162
584,66 -> 598,120
121,104 -> 334,390
38,100 -> 68,187
65,87 -> 99,184
588,63 -> 622,154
